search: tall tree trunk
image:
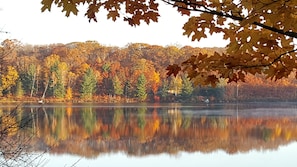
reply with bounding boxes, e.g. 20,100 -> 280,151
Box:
30,72 -> 36,97
41,79 -> 49,99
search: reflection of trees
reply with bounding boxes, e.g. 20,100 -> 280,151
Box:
181,113 -> 192,129
112,108 -> 123,129
0,105 -> 44,167
167,107 -> 182,136
82,107 -> 97,134
53,107 -> 67,140
136,106 -> 147,143
137,107 -> 146,129
17,105 -> 297,158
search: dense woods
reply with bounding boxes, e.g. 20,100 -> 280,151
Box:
42,0 -> 297,86
1,39 -> 297,102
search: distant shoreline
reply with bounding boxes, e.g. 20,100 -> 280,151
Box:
0,96 -> 296,104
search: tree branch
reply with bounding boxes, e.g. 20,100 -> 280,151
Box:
231,48 -> 297,69
162,0 -> 297,39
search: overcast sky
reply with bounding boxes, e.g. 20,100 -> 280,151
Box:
0,0 -> 227,47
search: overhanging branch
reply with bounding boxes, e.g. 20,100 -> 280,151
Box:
229,48 -> 297,69
162,0 -> 297,39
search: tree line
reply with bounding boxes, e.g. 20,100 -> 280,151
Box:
1,39 -> 297,102
41,0 -> 297,86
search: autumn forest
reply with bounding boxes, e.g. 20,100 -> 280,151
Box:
1,39 -> 297,103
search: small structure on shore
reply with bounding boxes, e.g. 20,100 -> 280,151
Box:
38,99 -> 44,104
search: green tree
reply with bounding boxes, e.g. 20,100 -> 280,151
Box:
43,54 -> 68,99
21,64 -> 38,97
136,73 -> 147,101
52,62 -> 68,98
81,68 -> 97,99
112,75 -> 123,96
124,80 -> 132,98
181,75 -> 194,98
15,80 -> 24,98
197,86 -> 224,102
53,82 -> 65,98
160,79 -> 169,99
102,62 -> 111,72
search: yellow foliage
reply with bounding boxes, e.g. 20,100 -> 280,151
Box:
285,131 -> 292,141
2,115 -> 18,136
40,0 -> 297,85
45,54 -> 60,69
152,71 -> 160,84
274,124 -> 282,137
152,119 -> 160,133
65,86 -> 73,100
77,63 -> 90,76
66,105 -> 73,117
1,66 -> 19,91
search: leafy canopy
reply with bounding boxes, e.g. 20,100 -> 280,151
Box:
41,0 -> 297,86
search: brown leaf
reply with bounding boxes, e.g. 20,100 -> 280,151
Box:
206,75 -> 219,87
107,10 -> 120,21
166,64 -> 181,77
175,2 -> 190,16
85,3 -> 99,22
149,0 -> 159,10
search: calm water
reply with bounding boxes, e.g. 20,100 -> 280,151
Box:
1,102 -> 297,167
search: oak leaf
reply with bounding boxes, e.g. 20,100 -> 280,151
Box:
85,3 -> 100,22
166,64 -> 181,77
41,0 -> 54,12
107,10 -> 120,21
62,1 -> 78,17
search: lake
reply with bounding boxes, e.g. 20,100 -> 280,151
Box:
0,102 -> 297,167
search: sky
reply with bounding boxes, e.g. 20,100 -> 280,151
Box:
0,0 -> 228,47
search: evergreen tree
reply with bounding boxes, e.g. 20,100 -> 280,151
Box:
15,80 -> 24,98
102,62 -> 111,72
160,79 -> 169,99
112,75 -> 123,96
53,82 -> 65,98
123,80 -> 132,98
47,60 -> 68,99
21,64 -> 37,97
52,64 -> 66,98
81,68 -> 97,99
136,74 -> 147,101
181,76 -> 194,98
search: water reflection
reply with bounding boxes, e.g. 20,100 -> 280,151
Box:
1,102 -> 297,165
0,105 -> 45,167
